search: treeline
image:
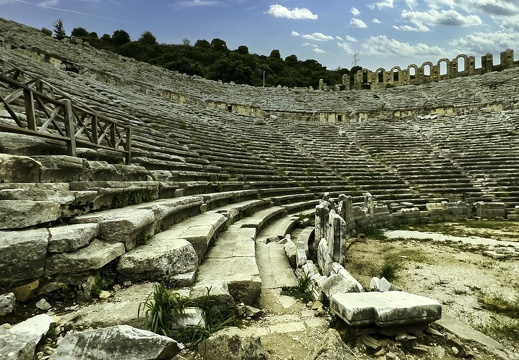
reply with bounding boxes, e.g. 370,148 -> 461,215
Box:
67,26 -> 361,88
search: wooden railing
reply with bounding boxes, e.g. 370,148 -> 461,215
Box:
0,59 -> 132,164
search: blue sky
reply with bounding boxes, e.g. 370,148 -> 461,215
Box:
1,0 -> 518,71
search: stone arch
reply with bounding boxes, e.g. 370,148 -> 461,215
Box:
375,67 -> 386,83
407,64 -> 419,82
421,61 -> 433,79
453,54 -> 469,77
437,58 -> 451,78
390,66 -> 401,82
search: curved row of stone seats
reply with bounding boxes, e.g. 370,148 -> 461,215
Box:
424,111 -> 519,209
0,179 -> 320,307
4,18 -> 519,119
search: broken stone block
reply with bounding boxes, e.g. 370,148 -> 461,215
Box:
0,229 -> 49,286
0,293 -> 15,316
0,154 -> 41,183
296,241 -> 307,267
48,223 -> 99,253
117,237 -> 198,283
49,325 -> 183,360
330,291 -> 441,327
0,200 -> 61,229
45,239 -> 125,276
197,330 -> 268,360
317,238 -> 333,276
284,240 -> 297,268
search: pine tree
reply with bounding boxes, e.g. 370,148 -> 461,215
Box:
53,19 -> 66,40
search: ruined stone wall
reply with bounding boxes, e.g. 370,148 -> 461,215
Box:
352,49 -> 518,91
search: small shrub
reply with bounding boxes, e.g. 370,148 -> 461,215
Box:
379,256 -> 401,282
478,293 -> 519,318
139,284 -> 234,348
281,270 -> 314,303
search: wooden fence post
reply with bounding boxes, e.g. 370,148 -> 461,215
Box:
125,127 -> 132,164
24,89 -> 36,130
63,99 -> 76,157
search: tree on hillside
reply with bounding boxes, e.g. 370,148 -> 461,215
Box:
112,30 -> 131,46
53,19 -> 66,40
71,27 -> 89,38
139,31 -> 157,45
236,45 -> 249,55
210,38 -> 228,52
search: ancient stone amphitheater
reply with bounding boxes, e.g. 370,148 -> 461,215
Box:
1,17 -> 519,359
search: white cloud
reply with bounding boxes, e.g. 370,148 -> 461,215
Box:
39,0 -> 59,6
361,35 -> 447,57
302,42 -> 316,47
336,36 -> 343,40
373,18 -> 381,23
291,31 -> 300,36
399,8 -> 482,32
405,0 -> 417,10
337,42 -> 354,53
350,18 -> 367,28
175,0 -> 221,7
265,4 -> 318,20
345,35 -> 358,42
450,30 -> 519,54
313,48 -> 326,54
351,7 -> 360,16
374,0 -> 393,10
393,24 -> 429,32
301,32 -> 334,41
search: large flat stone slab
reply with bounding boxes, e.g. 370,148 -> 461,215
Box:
330,292 -> 441,327
196,257 -> 261,305
45,239 -> 125,276
48,223 -> 99,253
0,200 -> 61,229
117,237 -> 198,283
72,207 -> 156,250
206,225 -> 256,258
0,229 -> 49,286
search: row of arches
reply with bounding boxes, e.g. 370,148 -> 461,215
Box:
352,49 -> 518,90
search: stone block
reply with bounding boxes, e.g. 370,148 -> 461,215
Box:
330,292 -> 441,327
48,223 -> 99,253
0,154 -> 41,183
0,200 -> 61,229
317,238 -> 333,276
32,155 -> 84,183
0,229 -> 49,286
0,293 -> 15,316
49,325 -> 183,360
117,238 -> 198,282
45,239 -> 125,276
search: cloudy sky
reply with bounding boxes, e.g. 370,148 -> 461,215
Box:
1,0 -> 518,71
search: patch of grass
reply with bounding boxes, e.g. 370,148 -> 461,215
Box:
379,255 -> 402,282
478,293 -> 519,318
477,321 -> 519,344
363,226 -> 387,240
139,284 -> 235,349
91,265 -> 117,298
281,270 -> 314,304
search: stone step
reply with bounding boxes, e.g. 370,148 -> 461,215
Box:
71,196 -> 204,250
239,206 -> 287,232
195,225 -> 261,305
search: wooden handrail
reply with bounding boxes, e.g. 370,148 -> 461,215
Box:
0,60 -> 132,164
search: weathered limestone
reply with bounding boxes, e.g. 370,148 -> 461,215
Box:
71,207 -> 156,250
0,314 -> 54,360
117,238 -> 198,283
0,293 -> 15,316
50,325 -> 183,360
0,200 -> 61,229
197,330 -> 268,360
330,292 -> 441,327
48,223 -> 99,253
33,155 -> 84,183
45,239 -> 125,276
475,202 -> 506,219
0,154 -> 41,183
0,229 -> 49,286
